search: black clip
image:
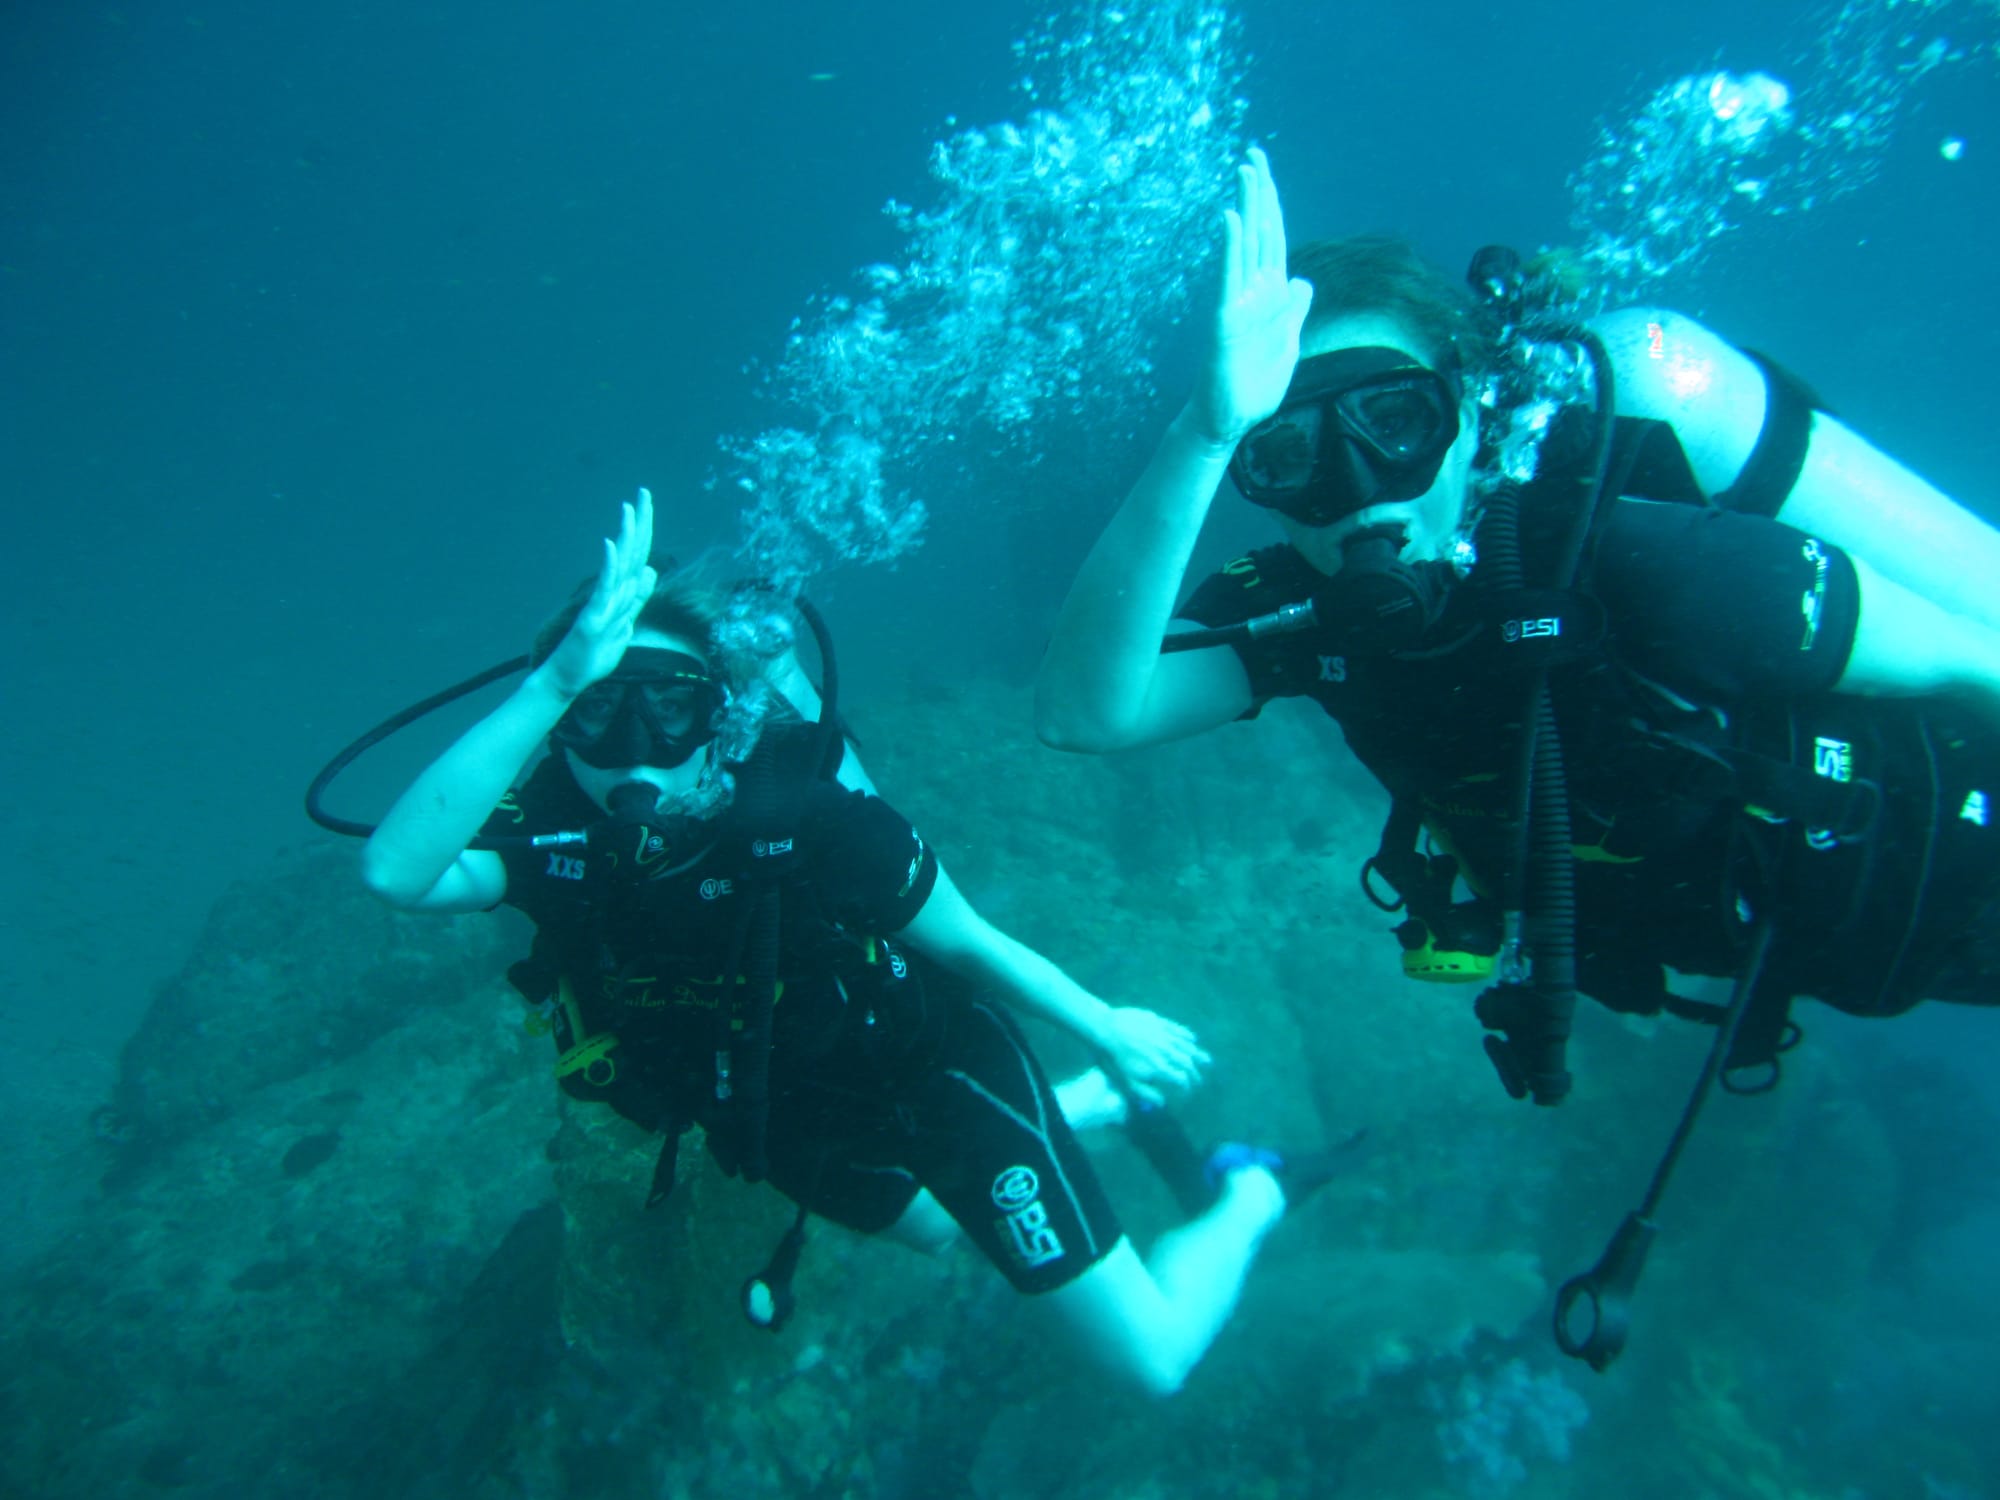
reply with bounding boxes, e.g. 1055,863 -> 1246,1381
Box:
1554,1210 -> 1657,1372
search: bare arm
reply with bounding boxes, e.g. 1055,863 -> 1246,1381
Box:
360,492 -> 658,912
899,862 -> 1209,1106
357,671 -> 564,913
1601,310 -> 2000,713
1602,307 -> 2000,630
1035,148 -> 1312,753
1836,555 -> 2000,711
1033,414 -> 1261,751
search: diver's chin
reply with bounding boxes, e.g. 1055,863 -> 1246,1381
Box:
1337,503 -> 1423,546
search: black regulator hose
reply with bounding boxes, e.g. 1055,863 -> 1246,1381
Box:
726,587 -> 843,1186
1555,916 -> 1776,1371
733,767 -> 783,1186
1473,324 -> 1618,1107
789,594 -> 842,777
304,655 -> 538,845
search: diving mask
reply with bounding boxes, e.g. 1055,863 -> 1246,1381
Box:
552,647 -> 727,770
1229,346 -> 1461,528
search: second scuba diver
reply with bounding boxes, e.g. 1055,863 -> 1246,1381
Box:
358,488 -> 1344,1399
1033,148 -> 2000,1365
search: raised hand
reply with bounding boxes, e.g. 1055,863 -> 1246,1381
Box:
540,488 -> 660,699
1190,146 -> 1316,448
1097,1006 -> 1213,1109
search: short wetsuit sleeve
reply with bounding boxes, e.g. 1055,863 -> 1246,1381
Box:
1592,498 -> 1859,703
803,784 -> 939,934
1175,544 -> 1330,710
477,755 -> 600,923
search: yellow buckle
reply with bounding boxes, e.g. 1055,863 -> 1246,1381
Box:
1401,942 -> 1495,984
553,1033 -> 619,1086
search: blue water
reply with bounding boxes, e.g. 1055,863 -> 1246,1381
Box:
5,2 -> 1999,1496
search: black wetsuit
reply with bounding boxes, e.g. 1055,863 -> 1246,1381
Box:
1181,440 -> 2000,1023
484,754 -> 1120,1293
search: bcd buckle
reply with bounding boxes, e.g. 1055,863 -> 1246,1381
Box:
1396,908 -> 1500,984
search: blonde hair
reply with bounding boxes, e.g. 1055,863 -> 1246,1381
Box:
1289,235 -> 1493,375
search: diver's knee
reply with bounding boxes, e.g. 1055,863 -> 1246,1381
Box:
1086,1326 -> 1193,1399
886,1191 -> 960,1257
1124,1347 -> 1192,1400
908,1220 -> 960,1258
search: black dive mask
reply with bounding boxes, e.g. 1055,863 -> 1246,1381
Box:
1229,347 -> 1461,527
551,647 -> 726,770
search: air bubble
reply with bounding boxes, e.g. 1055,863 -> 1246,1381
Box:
721,2 -> 1245,593
1569,1 -> 1999,303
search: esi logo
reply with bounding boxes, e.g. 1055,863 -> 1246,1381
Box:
1502,617 -> 1562,643
991,1166 -> 1040,1212
990,1165 -> 1064,1271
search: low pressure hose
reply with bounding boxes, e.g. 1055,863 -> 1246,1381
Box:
1470,476 -> 1577,1103
1472,323 -> 1617,1106
727,589 -> 842,1185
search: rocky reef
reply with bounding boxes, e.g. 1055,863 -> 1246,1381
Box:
3,678 -> 1992,1499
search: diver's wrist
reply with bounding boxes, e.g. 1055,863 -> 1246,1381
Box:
1170,401 -> 1246,462
1071,993 -> 1118,1051
519,663 -> 581,720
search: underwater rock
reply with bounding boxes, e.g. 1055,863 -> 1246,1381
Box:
279,1129 -> 340,1178
136,1440 -> 195,1489
542,1096 -> 1017,1496
227,1258 -> 303,1293
99,842 -> 516,1182
0,841 -> 554,1500
1430,1357 -> 1590,1498
311,1201 -> 565,1500
9,677 -> 1988,1499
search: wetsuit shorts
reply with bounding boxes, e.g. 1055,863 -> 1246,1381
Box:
744,1000 -> 1123,1294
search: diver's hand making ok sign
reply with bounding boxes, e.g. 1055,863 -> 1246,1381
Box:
540,488 -> 660,700
1191,146 -> 1315,449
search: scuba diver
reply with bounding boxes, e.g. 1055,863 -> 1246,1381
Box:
1033,148 -> 2000,1367
354,488 -> 1344,1399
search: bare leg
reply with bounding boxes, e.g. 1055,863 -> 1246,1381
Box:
884,1186 -> 961,1256
1053,1066 -> 1130,1132
1038,1166 -> 1285,1398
